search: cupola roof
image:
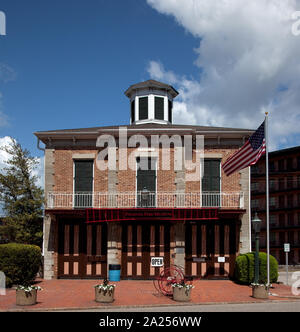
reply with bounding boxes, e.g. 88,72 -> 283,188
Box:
124,79 -> 179,99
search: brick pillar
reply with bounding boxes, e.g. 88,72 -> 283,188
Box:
174,223 -> 185,273
239,167 -> 251,254
174,149 -> 186,272
43,148 -> 56,279
43,214 -> 56,279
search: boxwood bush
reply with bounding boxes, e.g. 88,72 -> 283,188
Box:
0,243 -> 41,287
234,252 -> 278,284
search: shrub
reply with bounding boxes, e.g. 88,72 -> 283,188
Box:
234,255 -> 250,284
0,243 -> 41,287
234,252 -> 278,285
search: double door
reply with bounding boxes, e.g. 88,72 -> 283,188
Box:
121,223 -> 171,279
185,221 -> 238,278
58,220 -> 107,278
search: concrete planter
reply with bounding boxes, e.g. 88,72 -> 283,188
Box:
16,289 -> 37,306
173,287 -> 192,302
95,287 -> 115,303
252,284 -> 269,299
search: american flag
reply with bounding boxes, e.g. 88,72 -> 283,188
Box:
222,121 -> 266,176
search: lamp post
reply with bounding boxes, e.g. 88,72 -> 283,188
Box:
141,187 -> 149,207
252,212 -> 262,284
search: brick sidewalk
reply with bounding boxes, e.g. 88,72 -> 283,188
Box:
0,279 -> 299,311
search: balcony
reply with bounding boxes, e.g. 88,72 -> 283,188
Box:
46,192 -> 244,209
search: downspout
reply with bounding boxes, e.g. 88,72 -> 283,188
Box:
37,138 -> 45,152
37,138 -> 45,258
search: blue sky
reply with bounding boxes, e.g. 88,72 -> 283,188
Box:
0,0 -> 198,158
0,0 -> 300,167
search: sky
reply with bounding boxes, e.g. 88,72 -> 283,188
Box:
0,0 -> 300,191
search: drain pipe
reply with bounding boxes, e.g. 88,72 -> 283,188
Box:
37,138 -> 45,152
36,137 -> 45,259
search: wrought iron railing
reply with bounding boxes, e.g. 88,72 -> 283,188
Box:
47,191 -> 244,209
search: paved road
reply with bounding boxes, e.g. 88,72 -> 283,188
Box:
56,301 -> 300,312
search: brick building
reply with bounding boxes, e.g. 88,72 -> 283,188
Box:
251,146 -> 300,265
35,80 -> 253,280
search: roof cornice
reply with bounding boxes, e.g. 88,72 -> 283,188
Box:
124,80 -> 179,99
34,126 -> 254,146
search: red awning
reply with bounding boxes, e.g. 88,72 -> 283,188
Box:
85,208 -> 219,223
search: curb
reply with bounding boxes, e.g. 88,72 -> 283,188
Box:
269,293 -> 300,300
3,298 -> 300,312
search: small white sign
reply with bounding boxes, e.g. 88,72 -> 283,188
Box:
151,257 -> 164,267
0,271 -> 5,296
284,243 -> 290,252
218,257 -> 225,263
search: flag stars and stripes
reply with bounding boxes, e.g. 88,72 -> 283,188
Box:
249,122 -> 265,150
222,121 -> 266,176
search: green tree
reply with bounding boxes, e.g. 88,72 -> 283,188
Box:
0,137 -> 43,247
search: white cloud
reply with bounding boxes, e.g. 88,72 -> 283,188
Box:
0,93 -> 8,128
0,136 -> 11,169
0,63 -> 16,128
0,112 -> 8,127
0,64 -> 17,83
32,155 -> 44,189
146,0 -> 300,150
147,61 -> 178,85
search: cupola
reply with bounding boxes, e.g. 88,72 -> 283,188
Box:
125,80 -> 179,125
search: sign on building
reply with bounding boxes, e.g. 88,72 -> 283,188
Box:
0,271 -> 5,295
151,257 -> 164,267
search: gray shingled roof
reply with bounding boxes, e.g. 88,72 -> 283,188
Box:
124,80 -> 179,98
34,122 -> 254,136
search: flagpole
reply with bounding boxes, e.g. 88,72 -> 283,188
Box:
265,112 -> 270,286
249,168 -> 252,252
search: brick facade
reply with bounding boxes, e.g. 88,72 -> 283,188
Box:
36,80 -> 253,280
53,149 -> 108,193
51,147 -> 243,195
40,142 -> 250,280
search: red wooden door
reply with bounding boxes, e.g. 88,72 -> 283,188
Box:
121,223 -> 171,279
185,221 -> 238,279
58,220 -> 107,278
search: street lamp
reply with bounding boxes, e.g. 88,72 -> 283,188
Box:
141,187 -> 149,207
252,212 -> 262,284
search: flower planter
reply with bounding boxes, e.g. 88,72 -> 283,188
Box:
95,287 -> 115,303
16,289 -> 37,306
173,286 -> 192,302
94,280 -> 116,303
252,284 -> 269,299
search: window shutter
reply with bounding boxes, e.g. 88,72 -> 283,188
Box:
131,100 -> 135,123
74,160 -> 93,208
74,160 -> 93,192
168,100 -> 173,122
137,157 -> 156,192
136,158 -> 156,207
139,97 -> 148,120
155,97 -> 164,120
202,159 -> 220,192
210,160 -> 221,192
